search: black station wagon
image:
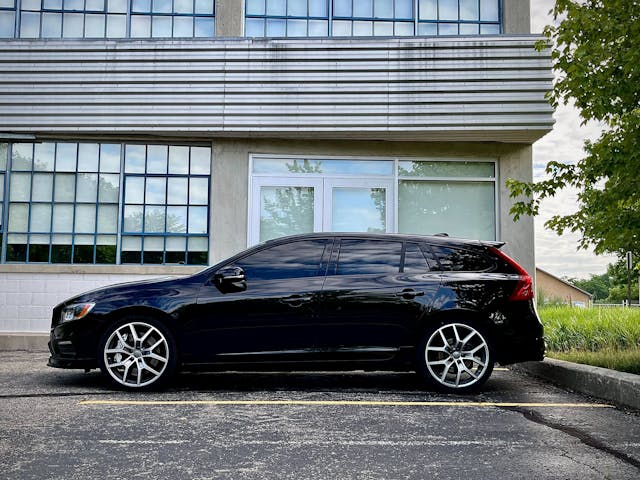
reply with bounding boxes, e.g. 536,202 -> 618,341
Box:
48,233 -> 545,392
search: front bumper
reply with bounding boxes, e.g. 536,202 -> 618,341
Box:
47,313 -> 101,370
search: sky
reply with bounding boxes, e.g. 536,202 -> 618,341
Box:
529,0 -> 617,279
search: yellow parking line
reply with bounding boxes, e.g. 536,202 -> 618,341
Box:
494,367 -> 509,371
79,399 -> 612,408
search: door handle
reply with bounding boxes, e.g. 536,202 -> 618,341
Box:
281,296 -> 312,307
395,289 -> 425,300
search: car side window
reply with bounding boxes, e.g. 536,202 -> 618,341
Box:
403,242 -> 436,273
235,239 -> 329,281
335,239 -> 402,275
429,245 -> 495,272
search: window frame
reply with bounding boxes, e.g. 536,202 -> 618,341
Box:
248,153 -> 499,247
0,140 -> 211,266
244,0 -> 502,38
0,0 -> 215,38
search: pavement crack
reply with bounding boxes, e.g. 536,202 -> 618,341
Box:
510,406 -> 640,472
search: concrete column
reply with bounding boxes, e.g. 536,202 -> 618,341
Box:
216,0 -> 244,37
498,144 -> 535,276
210,139 -> 250,263
503,0 -> 531,34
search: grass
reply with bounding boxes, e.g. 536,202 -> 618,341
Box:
538,306 -> 640,375
548,348 -> 640,375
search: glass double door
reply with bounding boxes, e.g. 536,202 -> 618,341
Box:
250,177 -> 394,245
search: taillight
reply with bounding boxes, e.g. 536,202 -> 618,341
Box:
488,247 -> 534,301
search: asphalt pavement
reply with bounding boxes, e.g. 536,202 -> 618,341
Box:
1,351 -> 639,479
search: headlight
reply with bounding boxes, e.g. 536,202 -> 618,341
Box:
61,303 -> 95,323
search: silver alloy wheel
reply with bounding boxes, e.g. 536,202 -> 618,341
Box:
424,323 -> 490,389
103,322 -> 169,388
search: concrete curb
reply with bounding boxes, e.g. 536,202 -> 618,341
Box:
513,358 -> 640,411
0,334 -> 49,352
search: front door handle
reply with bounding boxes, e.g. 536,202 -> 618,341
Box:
280,295 -> 312,307
395,289 -> 425,300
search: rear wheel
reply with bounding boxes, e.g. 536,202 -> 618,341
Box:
417,320 -> 493,393
98,317 -> 177,390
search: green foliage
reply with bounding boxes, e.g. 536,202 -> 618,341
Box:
539,305 -> 640,351
508,0 -> 640,257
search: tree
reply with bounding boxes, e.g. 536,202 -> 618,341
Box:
568,272 -> 611,302
507,0 -> 640,259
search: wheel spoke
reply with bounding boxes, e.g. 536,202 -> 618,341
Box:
462,355 -> 486,369
121,358 -> 134,384
144,352 -> 167,363
149,338 -> 164,352
105,348 -> 128,355
465,343 -> 487,355
438,329 -> 449,346
461,363 -> 479,379
454,363 -> 462,386
116,331 -> 132,349
141,360 -> 161,377
129,324 -> 139,342
452,325 -> 462,344
439,361 -> 453,382
427,358 -> 450,366
426,346 -> 448,352
460,330 -> 477,347
136,362 -> 142,386
139,326 -> 154,344
107,355 -> 133,368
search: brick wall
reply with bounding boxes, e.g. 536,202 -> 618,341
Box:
0,273 -> 173,332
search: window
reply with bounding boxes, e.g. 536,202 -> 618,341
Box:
402,242 -> 434,273
418,0 -> 499,35
121,144 -> 210,265
0,141 -> 210,265
235,239 -> 329,280
6,142 -> 121,263
0,0 -> 215,38
335,238 -> 402,275
430,245 -> 495,271
397,160 -> 496,240
245,0 -> 501,37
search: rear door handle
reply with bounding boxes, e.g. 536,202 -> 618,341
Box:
395,289 -> 425,300
281,295 -> 312,307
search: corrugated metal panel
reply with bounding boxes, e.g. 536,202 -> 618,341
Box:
0,36 -> 554,143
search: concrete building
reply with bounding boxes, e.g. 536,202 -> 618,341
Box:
536,268 -> 593,308
0,0 -> 553,339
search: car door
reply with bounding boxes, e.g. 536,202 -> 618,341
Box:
317,238 -> 441,360
183,238 -> 332,363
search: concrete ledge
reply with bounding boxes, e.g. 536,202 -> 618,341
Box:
0,333 -> 49,352
513,358 -> 640,411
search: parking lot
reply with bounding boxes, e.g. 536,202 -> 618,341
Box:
1,351 -> 639,479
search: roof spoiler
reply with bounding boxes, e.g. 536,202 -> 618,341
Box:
481,240 -> 506,249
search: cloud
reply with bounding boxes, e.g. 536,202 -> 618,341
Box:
529,0 -> 617,278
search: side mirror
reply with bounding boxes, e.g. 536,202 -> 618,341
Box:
213,266 -> 247,293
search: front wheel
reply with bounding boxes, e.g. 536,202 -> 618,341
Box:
98,318 -> 177,390
417,320 -> 493,393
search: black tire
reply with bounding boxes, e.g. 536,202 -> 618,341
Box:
416,318 -> 494,393
97,316 -> 178,390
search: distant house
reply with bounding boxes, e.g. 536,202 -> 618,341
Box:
536,268 -> 593,307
